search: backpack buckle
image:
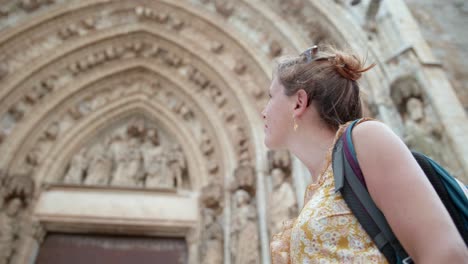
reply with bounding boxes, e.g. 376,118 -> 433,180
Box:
402,257 -> 413,264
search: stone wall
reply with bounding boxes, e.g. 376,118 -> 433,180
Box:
0,1 -> 466,264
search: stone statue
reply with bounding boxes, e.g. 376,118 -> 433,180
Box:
268,150 -> 291,173
230,189 -> 259,264
84,143 -> 112,186
142,128 -> 170,188
63,148 -> 88,185
200,208 -> 224,264
167,144 -> 186,189
403,97 -> 443,162
0,198 -> 22,264
268,168 -> 297,235
233,165 -> 256,195
110,133 -> 143,188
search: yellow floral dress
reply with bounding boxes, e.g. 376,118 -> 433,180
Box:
270,120 -> 388,264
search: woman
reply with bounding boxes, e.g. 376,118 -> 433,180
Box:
263,45 -> 467,263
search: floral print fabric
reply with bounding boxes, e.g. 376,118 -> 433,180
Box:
289,166 -> 387,264
270,119 -> 387,264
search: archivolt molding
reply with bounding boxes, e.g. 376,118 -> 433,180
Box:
4,62 -> 244,185
34,95 -> 214,191
0,27 -> 260,170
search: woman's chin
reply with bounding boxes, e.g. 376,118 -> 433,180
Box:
264,137 -> 278,150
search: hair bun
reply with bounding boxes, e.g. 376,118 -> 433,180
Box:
330,53 -> 375,81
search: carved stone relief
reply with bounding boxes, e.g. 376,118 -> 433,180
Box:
199,182 -> 224,264
266,150 -> 297,236
61,117 -> 189,190
266,0 -> 336,45
0,172 -> 35,264
0,1 -> 268,153
230,188 -> 260,264
390,75 -> 462,177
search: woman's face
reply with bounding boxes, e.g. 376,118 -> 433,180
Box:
262,77 -> 295,149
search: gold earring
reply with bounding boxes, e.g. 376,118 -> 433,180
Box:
293,116 -> 298,131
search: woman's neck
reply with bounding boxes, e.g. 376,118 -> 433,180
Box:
288,121 -> 337,182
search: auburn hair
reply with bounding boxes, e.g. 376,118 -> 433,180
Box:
275,45 -> 375,130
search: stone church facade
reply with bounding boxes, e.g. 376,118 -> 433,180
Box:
0,0 -> 466,263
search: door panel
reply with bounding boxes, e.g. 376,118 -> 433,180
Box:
35,233 -> 187,264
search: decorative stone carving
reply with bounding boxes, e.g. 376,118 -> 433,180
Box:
58,16 -> 98,40
214,0 -> 234,18
171,18 -> 185,31
142,129 -> 169,188
266,150 -> 297,235
364,0 -> 382,33
84,143 -> 112,186
268,150 -> 291,173
166,144 -> 186,189
187,66 -> 210,91
162,51 -> 183,68
391,75 -> 461,176
199,182 -> 224,264
135,7 -> 169,24
25,147 -> 40,167
44,121 -> 60,141
269,40 -> 282,58
230,189 -> 259,264
19,0 -> 54,12
200,208 -> 224,264
207,160 -> 219,174
8,102 -> 27,122
110,133 -> 143,188
210,41 -> 224,54
0,198 -> 22,264
200,128 -> 214,156
267,168 -> 297,235
200,182 -> 223,210
279,0 -> 304,16
63,148 -> 88,185
233,60 -> 246,75
233,165 -> 256,195
2,173 -> 34,205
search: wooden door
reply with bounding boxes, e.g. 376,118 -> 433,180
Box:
35,233 -> 187,264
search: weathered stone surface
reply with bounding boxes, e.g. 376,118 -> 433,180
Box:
0,1 -> 466,263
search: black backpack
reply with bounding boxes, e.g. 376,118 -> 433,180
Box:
332,119 -> 468,264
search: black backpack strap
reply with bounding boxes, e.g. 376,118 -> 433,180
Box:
332,127 -> 412,264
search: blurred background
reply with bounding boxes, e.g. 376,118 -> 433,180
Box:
0,0 -> 466,263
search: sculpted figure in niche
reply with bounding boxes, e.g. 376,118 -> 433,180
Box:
200,208 -> 224,264
268,168 -> 297,236
110,131 -> 144,188
0,198 -> 22,264
84,143 -> 112,186
142,128 -> 169,188
166,144 -> 186,189
233,165 -> 256,195
268,150 -> 291,173
200,182 -> 224,263
63,148 -> 88,185
230,189 -> 259,264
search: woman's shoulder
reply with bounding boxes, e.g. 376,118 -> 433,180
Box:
351,119 -> 400,149
350,118 -> 412,176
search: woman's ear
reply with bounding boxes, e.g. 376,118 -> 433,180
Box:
293,89 -> 308,117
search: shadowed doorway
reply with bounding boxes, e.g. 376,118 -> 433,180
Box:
35,233 -> 187,264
